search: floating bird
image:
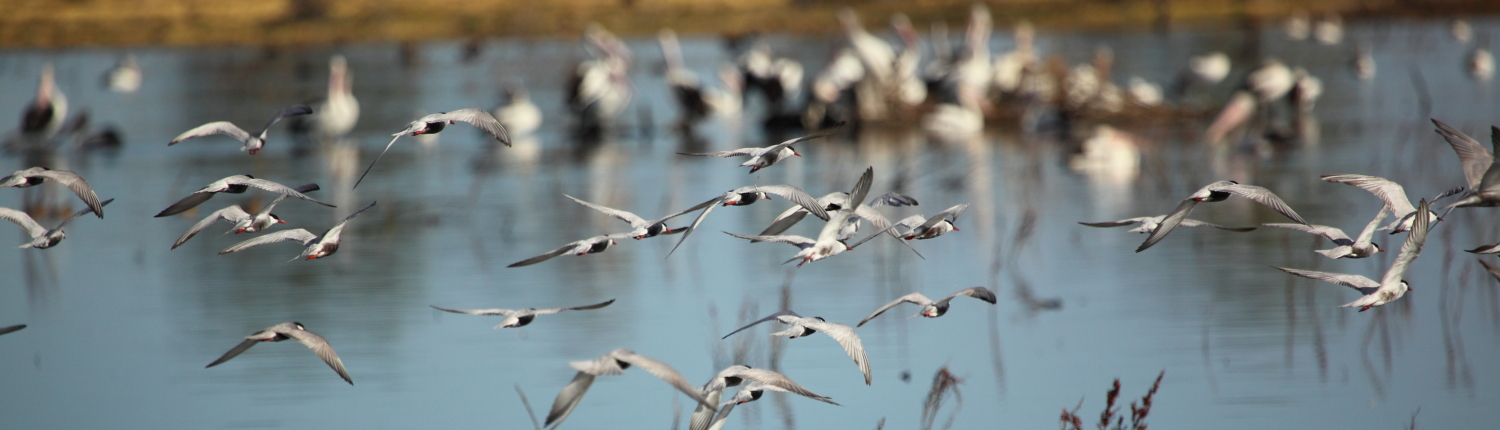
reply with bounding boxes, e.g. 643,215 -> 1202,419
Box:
429,299 -> 615,329
171,184 -> 320,249
0,198 -> 111,249
218,200 -> 376,261
168,105 -> 313,155
0,325 -> 24,336
668,184 -> 829,256
354,109 -> 510,188
856,286 -> 997,327
289,55 -> 359,138
1428,120 -> 1500,215
689,367 -> 837,430
0,167 -> 106,218
544,348 -> 714,428
1470,45 -> 1494,80
495,84 -> 542,136
1079,216 -> 1256,234
678,124 -> 842,173
22,63 -> 67,136
892,203 -> 970,240
723,310 -> 870,385
1264,205 -> 1389,259
564,194 -> 711,240
1274,200 -> 1432,311
568,24 -> 633,133
508,233 -> 632,268
1319,173 -> 1457,233
103,54 -> 142,93
155,175 -> 332,218
205,322 -> 353,385
1136,181 -> 1307,253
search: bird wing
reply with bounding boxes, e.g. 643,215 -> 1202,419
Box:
843,167 -> 875,210
283,327 -> 354,385
867,192 -> 918,208
756,185 -> 832,221
857,293 -> 932,327
1480,126 -> 1500,192
355,134 -> 405,189
432,108 -> 511,145
0,324 -> 25,336
544,371 -> 596,428
1274,267 -> 1380,294
1221,183 -> 1308,224
722,310 -> 800,339
761,122 -> 843,153
611,350 -> 717,411
532,299 -> 616,315
169,121 -> 252,145
514,385 -> 543,430
1478,259 -> 1500,283
1178,219 -> 1257,232
204,338 -> 260,369
31,169 -> 104,218
319,200 -> 377,244
733,368 -> 838,404
723,231 -> 816,249
667,196 -> 728,257
53,198 -> 111,230
1431,119 -> 1492,190
801,319 -> 872,385
918,203 -> 969,231
756,207 -> 810,237
429,305 -> 516,316
851,205 -> 925,258
678,148 -> 761,157
0,207 -> 48,238
1135,199 -> 1199,252
508,241 -> 583,268
172,205 -> 251,249
688,389 -> 722,430
1353,204 -> 1392,246
154,192 -> 218,218
1262,223 -> 1350,243
565,194 -> 648,228
1380,199 -> 1431,289
258,183 -> 321,216
239,178 -> 336,208
218,229 -> 319,254
1320,174 -> 1417,217
944,286 -> 999,304
259,104 -> 314,134
1078,217 -> 1153,228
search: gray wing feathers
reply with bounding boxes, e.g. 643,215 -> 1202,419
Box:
285,329 -> 353,385
1275,267 -> 1380,294
32,170 -> 104,218
219,229 -> 319,254
722,310 -> 800,339
173,206 -> 251,249
544,371 -> 596,427
1431,119 -> 1492,189
0,208 -> 47,238
241,178 -> 335,208
1223,184 -> 1307,224
1136,199 -> 1198,252
611,351 -> 716,410
801,320 -> 871,385
436,108 -> 510,145
724,231 -> 816,248
1381,199 -> 1431,287
857,293 -> 931,327
170,121 -> 252,144
1320,174 -> 1417,216
565,195 -> 648,227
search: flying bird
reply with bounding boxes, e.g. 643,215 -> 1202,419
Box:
354,109 -> 510,188
205,322 -> 353,385
168,105 -> 313,154
0,198 -> 112,249
170,183 -> 321,249
544,348 -> 715,428
429,299 -> 615,329
218,200 -> 376,261
754,191 -> 918,247
1320,173 -> 1460,233
722,310 -> 871,385
0,167 -> 106,218
1263,205 -> 1389,259
688,367 -> 837,430
668,184 -> 829,256
1079,215 -> 1256,234
721,168 -> 900,266
1429,119 -> 1500,216
678,124 -> 842,173
1136,181 -> 1307,252
564,194 -> 712,240
1274,200 -> 1433,311
856,286 -> 997,327
155,175 -> 333,218
507,233 -> 632,268
892,203 -> 970,240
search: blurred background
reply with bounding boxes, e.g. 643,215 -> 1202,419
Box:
2,0 -> 1500,429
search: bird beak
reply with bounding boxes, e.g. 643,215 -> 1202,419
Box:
794,152 -> 802,157
306,255 -> 317,260
952,227 -> 960,231
235,228 -> 246,233
845,246 -> 853,250
248,148 -> 259,155
277,219 -> 287,224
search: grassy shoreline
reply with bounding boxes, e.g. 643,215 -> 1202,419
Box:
2,0 -> 1496,48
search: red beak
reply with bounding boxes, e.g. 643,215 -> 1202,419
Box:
794,152 -> 802,157
248,148 -> 259,155
306,255 -> 317,260
236,228 -> 246,233
952,227 -> 959,231
277,220 -> 287,224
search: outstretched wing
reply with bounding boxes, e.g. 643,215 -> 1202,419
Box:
32,169 -> 105,218
508,242 -> 581,268
801,319 -> 872,385
1380,199 -> 1431,288
857,293 -> 931,327
756,185 -> 832,221
320,200 -> 378,244
1078,217 -> 1152,228
668,196 -> 728,257
429,305 -> 516,316
723,231 -> 816,248
918,203 -> 969,231
0,208 -> 47,239
239,178 -> 336,208
722,310 -> 800,339
283,327 -> 354,385
54,198 -> 112,230
532,299 -> 616,315
1221,183 -> 1307,225
565,194 -> 648,228
260,104 -> 314,133
1262,223 -> 1351,244
1431,119 -> 1493,190
944,286 -> 999,304
544,372 -> 596,428
355,134 -> 404,189
1178,219 -> 1257,232
611,350 -> 717,411
1274,266 -> 1379,294
761,122 -> 844,153
169,121 -> 251,145
1320,174 -> 1417,217
1136,199 -> 1199,252
431,108 -> 510,145
172,205 -> 251,249
218,229 -> 319,254
679,148 -> 762,157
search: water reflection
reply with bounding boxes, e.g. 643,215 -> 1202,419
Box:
1,16 -> 1500,430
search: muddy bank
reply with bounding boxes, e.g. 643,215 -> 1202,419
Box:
2,0 -> 1495,48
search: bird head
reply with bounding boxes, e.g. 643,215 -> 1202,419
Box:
292,322 -> 306,330
271,214 -> 287,224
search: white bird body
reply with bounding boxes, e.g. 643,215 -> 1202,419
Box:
1275,200 -> 1432,311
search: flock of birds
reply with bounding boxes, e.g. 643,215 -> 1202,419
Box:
2,5 -> 1498,428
